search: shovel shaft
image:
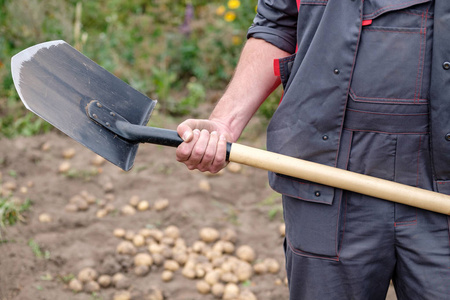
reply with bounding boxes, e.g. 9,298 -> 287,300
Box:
228,143 -> 450,215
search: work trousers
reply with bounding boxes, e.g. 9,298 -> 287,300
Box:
284,98 -> 450,299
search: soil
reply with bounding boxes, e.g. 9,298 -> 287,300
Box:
0,119 -> 397,300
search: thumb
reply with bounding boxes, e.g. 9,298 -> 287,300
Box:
177,122 -> 195,142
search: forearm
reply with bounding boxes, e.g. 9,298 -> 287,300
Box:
209,37 -> 291,142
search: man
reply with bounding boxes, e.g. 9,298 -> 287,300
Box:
176,0 -> 450,299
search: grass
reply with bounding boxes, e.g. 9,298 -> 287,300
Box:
28,238 -> 50,259
0,196 -> 32,228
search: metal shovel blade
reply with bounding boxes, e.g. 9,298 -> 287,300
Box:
11,40 -> 157,171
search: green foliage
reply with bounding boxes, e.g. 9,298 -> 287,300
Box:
0,196 -> 32,228
0,0 -> 280,138
28,238 -> 51,259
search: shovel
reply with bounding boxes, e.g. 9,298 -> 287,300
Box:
11,40 -> 450,215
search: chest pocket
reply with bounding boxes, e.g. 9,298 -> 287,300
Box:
350,0 -> 433,104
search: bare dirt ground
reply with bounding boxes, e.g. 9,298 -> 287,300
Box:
0,120 -> 397,300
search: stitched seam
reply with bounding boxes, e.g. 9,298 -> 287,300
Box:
416,135 -> 423,187
418,7 -> 429,102
337,0 -> 364,169
350,89 -> 428,103
346,108 -> 428,117
363,28 -> 420,34
414,10 -> 426,103
301,1 -> 327,5
336,132 -> 352,257
344,128 -> 428,135
363,0 -> 428,19
394,220 -> 417,227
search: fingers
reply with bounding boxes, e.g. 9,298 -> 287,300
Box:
176,128 -> 228,173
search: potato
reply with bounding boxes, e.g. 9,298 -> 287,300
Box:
77,267 -> 98,283
235,261 -> 252,282
116,241 -> 137,256
62,148 -> 76,159
163,259 -> 180,271
149,229 -> 164,242
152,253 -> 165,266
112,273 -> 125,285
148,288 -> 164,300
181,267 -> 196,279
161,270 -> 174,282
38,213 -> 52,223
41,142 -> 51,151
161,245 -> 173,259
161,237 -> 175,247
129,195 -> 140,207
192,241 -> 206,253
97,275 -> 111,288
121,205 -> 136,216
65,203 -> 78,212
134,265 -> 150,277
84,280 -> 100,293
134,253 -> 153,267
220,228 -> 237,243
198,179 -> 211,192
137,200 -> 150,211
153,198 -> 169,211
264,258 -> 280,274
227,162 -> 242,173
211,283 -> 225,298
96,209 -> 108,218
199,227 -> 220,243
132,234 -> 146,247
139,228 -> 153,238
253,262 -> 268,275
164,225 -> 180,239
148,243 -> 163,254
113,228 -> 126,238
113,291 -> 131,300
115,277 -> 131,290
103,182 -> 114,193
223,283 -> 240,300
124,230 -> 135,241
204,270 -> 220,286
91,154 -> 106,166
221,272 -> 238,284
58,161 -> 71,173
236,245 -> 255,263
222,241 -> 235,254
173,251 -> 188,266
68,278 -> 83,292
239,290 -> 257,300
196,280 -> 211,294
279,223 -> 286,237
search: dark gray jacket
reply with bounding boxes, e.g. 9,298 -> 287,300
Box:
247,0 -> 450,204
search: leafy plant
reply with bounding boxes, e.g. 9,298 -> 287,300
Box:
28,238 -> 50,259
0,196 -> 32,228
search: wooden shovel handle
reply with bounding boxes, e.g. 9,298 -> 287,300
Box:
229,143 -> 450,215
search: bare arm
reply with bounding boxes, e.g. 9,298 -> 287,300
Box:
176,38 -> 290,173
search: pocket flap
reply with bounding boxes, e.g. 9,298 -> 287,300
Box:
363,0 -> 431,20
269,172 -> 335,205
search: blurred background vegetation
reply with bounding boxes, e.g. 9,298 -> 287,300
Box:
0,0 -> 281,138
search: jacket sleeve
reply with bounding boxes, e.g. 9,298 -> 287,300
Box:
247,0 -> 298,54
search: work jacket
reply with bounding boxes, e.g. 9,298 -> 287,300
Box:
247,0 -> 450,205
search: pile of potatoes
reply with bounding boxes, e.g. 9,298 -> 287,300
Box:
68,225 -> 285,299
65,192 -> 170,219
